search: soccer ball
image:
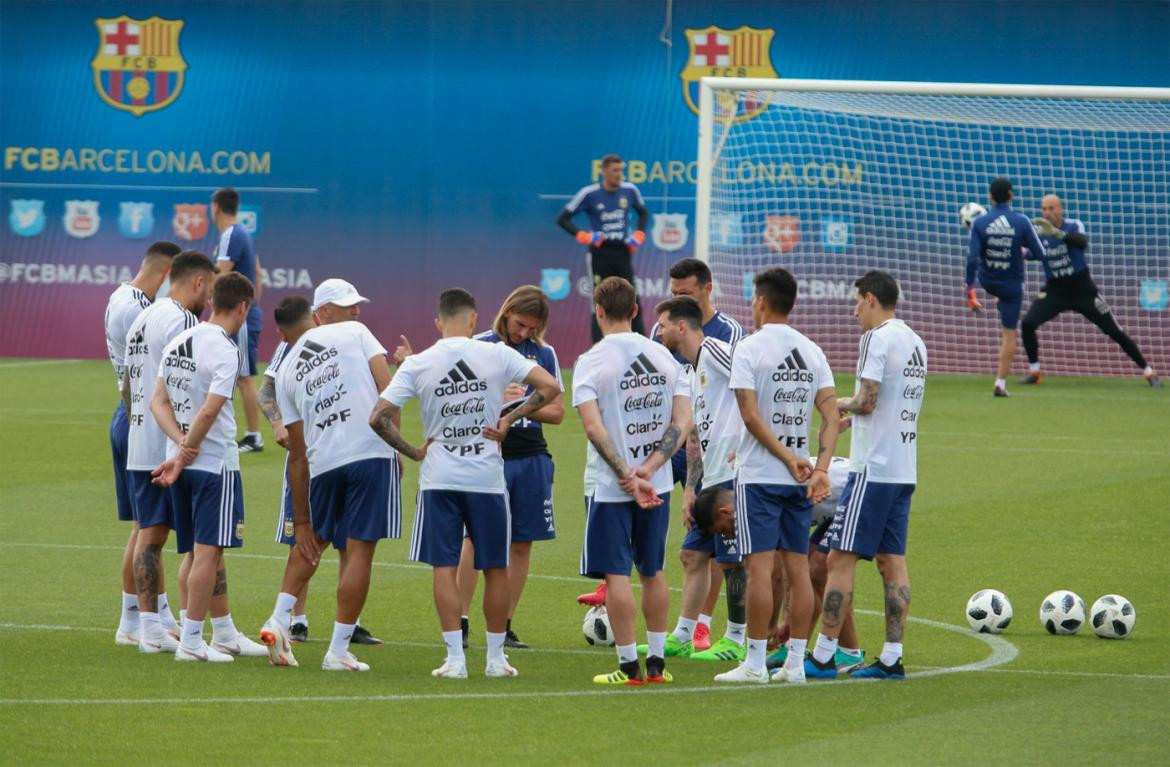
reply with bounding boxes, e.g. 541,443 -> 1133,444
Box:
1090,594 -> 1136,639
1039,590 -> 1086,635
959,201 -> 987,228
582,606 -> 614,646
966,589 -> 1013,633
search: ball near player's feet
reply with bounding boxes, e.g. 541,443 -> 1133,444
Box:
966,589 -> 1013,633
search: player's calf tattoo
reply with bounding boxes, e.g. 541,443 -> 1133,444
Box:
133,543 -> 163,612
212,567 -> 228,597
823,589 -> 850,630
883,582 -> 911,642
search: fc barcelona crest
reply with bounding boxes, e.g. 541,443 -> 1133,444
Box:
91,16 -> 187,117
679,26 -> 777,123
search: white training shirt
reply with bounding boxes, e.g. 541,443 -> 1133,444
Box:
571,332 -> 689,502
104,283 -> 151,390
812,455 -> 852,525
158,322 -> 242,474
690,337 -> 743,486
276,321 -> 394,477
849,318 -> 926,484
381,335 -> 536,493
264,341 -> 291,381
125,298 -> 199,471
729,322 -> 834,486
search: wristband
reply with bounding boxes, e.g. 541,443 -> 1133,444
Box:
810,467 -> 828,477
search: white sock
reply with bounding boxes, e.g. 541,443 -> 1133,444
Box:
1029,362 -> 1041,372
210,614 -> 238,641
1144,366 -> 1155,376
785,637 -> 808,668
442,630 -> 466,664
245,431 -> 262,440
179,609 -> 187,625
697,613 -> 712,628
486,631 -> 506,662
272,592 -> 298,631
745,638 -> 767,672
158,593 -> 178,629
994,378 -> 1006,389
880,641 -> 903,666
812,633 -> 838,663
646,631 -> 666,658
181,617 -> 204,650
672,616 -> 696,643
329,622 -> 355,658
120,592 -> 140,630
291,614 -> 308,628
724,621 -> 746,645
616,643 -> 638,664
839,645 -> 861,657
139,610 -> 161,635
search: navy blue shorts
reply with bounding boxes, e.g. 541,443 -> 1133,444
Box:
825,470 -> 915,560
170,467 -> 244,551
735,483 -> 812,555
109,402 -> 133,522
505,453 -> 556,542
681,480 -> 740,563
310,457 -> 401,550
275,454 -> 296,545
580,493 -> 671,579
411,489 -> 510,569
234,317 -> 261,378
128,470 -> 174,532
979,278 -> 1025,329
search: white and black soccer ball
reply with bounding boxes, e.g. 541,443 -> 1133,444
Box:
1090,594 -> 1136,639
959,201 -> 987,228
966,589 -> 1013,633
1039,590 -> 1086,635
582,605 -> 614,646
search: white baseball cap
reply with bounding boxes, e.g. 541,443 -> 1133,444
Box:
312,278 -> 369,311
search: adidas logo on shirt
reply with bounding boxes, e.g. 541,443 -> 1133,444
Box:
619,353 -> 667,390
434,360 -> 488,396
294,339 -> 338,382
986,216 -> 1014,235
771,349 -> 814,383
126,328 -> 148,357
903,347 -> 926,378
163,337 -> 196,371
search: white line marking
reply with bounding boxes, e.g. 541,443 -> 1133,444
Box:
915,664 -> 1170,681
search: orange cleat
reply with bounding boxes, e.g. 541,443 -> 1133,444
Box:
577,582 -> 607,606
692,622 -> 712,651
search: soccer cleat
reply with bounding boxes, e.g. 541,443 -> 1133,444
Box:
714,662 -> 769,684
351,625 -> 384,645
1146,372 -> 1164,388
504,629 -> 529,649
432,660 -> 469,679
692,622 -> 712,651
485,658 -> 519,677
1019,372 -> 1043,385
834,649 -> 866,674
645,656 -> 672,684
766,645 -> 788,670
322,651 -> 369,672
175,641 -> 234,663
636,634 -> 692,658
851,657 -> 906,680
772,663 -> 807,684
993,385 -> 1009,397
289,622 -> 308,644
690,637 -> 746,662
237,434 -> 264,453
593,661 -> 644,686
138,629 -> 179,654
803,654 -> 837,679
259,620 -> 299,667
212,631 -> 269,657
115,628 -> 140,647
577,582 -> 607,606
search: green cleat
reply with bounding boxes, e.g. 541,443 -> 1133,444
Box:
690,637 -> 746,662
765,645 -> 788,670
834,649 -> 866,674
636,634 -> 693,658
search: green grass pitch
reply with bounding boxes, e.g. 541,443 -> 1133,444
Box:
1,358 -> 1167,765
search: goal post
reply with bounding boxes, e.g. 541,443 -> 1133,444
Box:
696,77 -> 1170,377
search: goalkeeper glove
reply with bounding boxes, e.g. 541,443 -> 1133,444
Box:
965,286 -> 982,313
626,230 -> 646,252
575,230 -> 606,248
1032,217 -> 1064,239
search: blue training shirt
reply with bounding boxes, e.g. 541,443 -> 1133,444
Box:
564,182 -> 646,245
1028,218 -> 1088,282
966,203 -> 1046,287
214,223 -> 262,325
474,330 -> 563,460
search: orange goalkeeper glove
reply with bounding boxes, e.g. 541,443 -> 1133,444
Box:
626,230 -> 646,253
966,286 -> 982,313
575,230 -> 605,248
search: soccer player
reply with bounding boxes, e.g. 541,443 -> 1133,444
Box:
1020,194 -> 1162,387
808,270 -> 926,681
455,286 -> 565,650
105,240 -> 179,644
652,295 -> 747,663
719,267 -> 837,685
965,177 -> 1046,397
258,281 -> 400,671
123,250 -> 216,653
211,187 -> 265,452
573,277 -> 692,686
557,154 -> 650,341
372,288 -> 560,679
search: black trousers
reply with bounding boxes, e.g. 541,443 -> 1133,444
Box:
1021,271 -> 1147,369
587,246 -> 646,342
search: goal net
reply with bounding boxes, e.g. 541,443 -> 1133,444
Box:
695,78 -> 1170,378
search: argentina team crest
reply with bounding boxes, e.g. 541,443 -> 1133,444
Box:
91,16 -> 187,117
680,26 -> 777,122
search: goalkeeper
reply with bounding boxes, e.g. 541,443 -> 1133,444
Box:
557,154 -> 649,341
1019,194 -> 1162,387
